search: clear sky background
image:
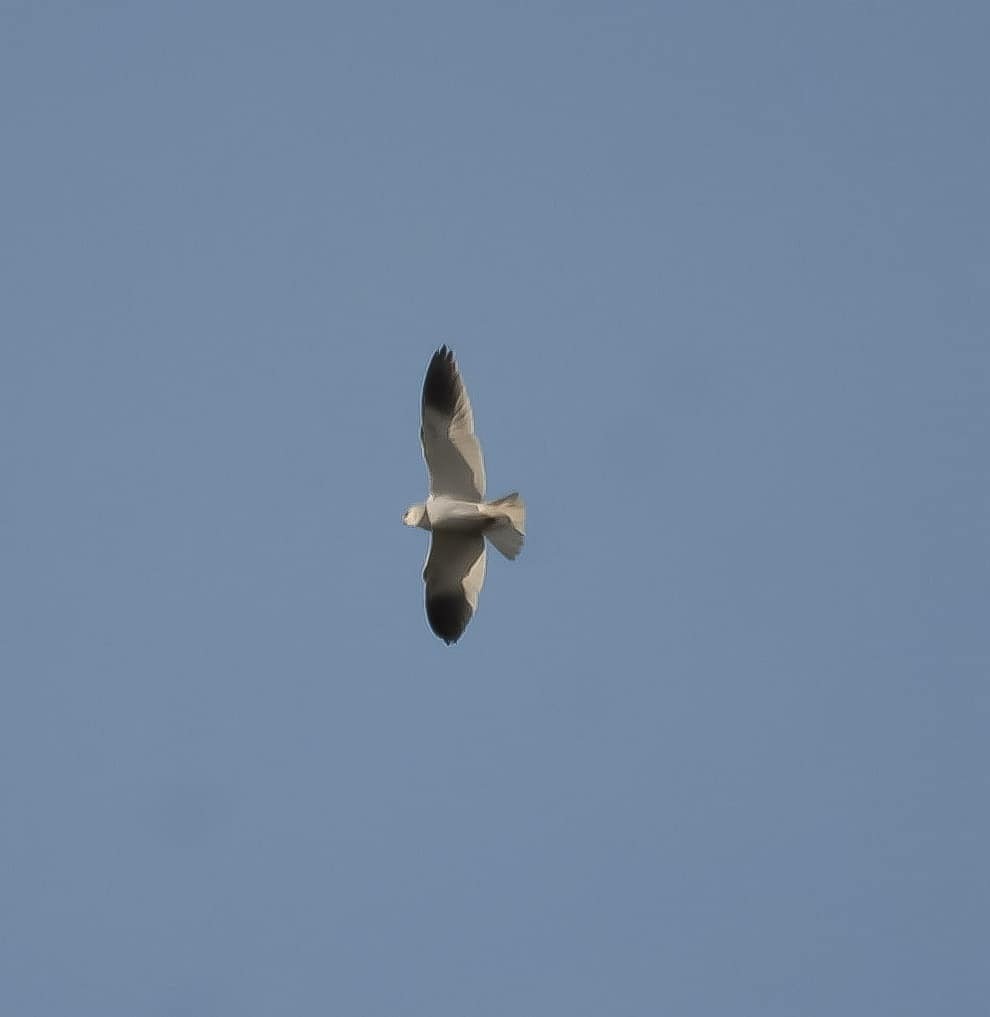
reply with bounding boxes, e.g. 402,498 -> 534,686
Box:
2,2 -> 987,1014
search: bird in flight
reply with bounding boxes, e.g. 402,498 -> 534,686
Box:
403,346 -> 526,644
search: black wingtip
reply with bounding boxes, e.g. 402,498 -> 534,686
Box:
422,346 -> 460,416
426,592 -> 471,645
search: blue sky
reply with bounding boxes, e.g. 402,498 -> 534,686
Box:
2,2 -> 988,1014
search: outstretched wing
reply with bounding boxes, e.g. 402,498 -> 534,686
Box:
423,531 -> 487,644
421,346 -> 486,501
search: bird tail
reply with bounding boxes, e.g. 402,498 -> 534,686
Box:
485,492 -> 526,560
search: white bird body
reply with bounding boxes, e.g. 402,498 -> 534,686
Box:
428,495 -> 494,530
403,346 -> 525,644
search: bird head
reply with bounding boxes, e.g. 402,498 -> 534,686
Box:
402,503 -> 428,528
